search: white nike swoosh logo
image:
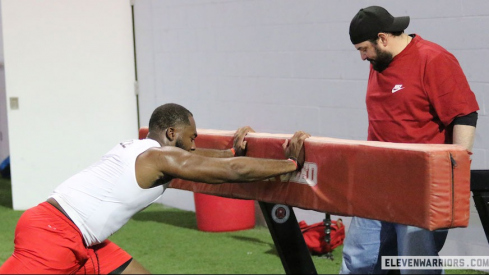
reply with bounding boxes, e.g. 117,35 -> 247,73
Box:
392,87 -> 405,93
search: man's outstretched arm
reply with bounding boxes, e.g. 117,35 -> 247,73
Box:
193,126 -> 255,158
136,131 -> 309,188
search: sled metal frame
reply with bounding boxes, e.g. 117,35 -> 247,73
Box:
258,170 -> 489,274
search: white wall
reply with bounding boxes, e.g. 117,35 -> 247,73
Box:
2,0 -> 138,210
133,0 -> 489,265
0,3 -> 8,165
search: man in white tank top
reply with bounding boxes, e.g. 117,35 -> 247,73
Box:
0,103 -> 310,274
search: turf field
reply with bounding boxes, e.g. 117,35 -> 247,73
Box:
0,177 -> 486,274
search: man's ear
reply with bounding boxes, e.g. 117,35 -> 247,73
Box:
166,127 -> 176,141
378,33 -> 389,47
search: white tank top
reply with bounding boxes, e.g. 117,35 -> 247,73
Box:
50,139 -> 165,246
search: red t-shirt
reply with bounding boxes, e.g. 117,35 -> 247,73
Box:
366,34 -> 479,144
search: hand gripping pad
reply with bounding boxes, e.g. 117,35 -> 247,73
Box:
140,128 -> 471,230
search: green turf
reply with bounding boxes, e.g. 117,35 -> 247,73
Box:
0,177 -> 20,262
111,203 -> 344,274
0,177 -> 487,274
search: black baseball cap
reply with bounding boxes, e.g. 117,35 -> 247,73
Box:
349,6 -> 410,44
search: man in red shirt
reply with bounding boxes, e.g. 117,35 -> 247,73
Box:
341,6 -> 479,274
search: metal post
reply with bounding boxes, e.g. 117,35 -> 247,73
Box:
258,201 -> 317,274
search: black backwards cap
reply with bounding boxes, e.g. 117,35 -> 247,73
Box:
349,6 -> 410,44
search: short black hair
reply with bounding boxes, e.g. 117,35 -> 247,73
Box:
148,103 -> 193,133
368,31 -> 404,44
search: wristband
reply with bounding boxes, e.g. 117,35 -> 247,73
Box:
230,148 -> 236,156
287,158 -> 298,170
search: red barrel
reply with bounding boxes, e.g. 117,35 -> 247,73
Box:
139,127 -> 149,139
194,193 -> 255,232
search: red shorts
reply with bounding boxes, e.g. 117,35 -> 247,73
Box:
0,202 -> 132,274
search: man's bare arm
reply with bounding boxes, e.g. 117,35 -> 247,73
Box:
193,148 -> 234,158
151,147 -> 298,184
136,131 -> 309,188
453,124 -> 476,152
192,126 -> 255,158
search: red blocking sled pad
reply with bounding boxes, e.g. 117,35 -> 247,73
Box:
139,128 -> 471,231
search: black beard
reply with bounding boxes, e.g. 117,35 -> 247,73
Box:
368,46 -> 393,72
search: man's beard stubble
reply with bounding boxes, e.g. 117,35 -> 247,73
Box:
175,136 -> 185,150
368,46 -> 393,72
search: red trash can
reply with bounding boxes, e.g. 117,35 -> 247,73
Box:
194,193 -> 255,232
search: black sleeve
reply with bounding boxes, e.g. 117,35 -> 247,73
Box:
453,112 -> 478,127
